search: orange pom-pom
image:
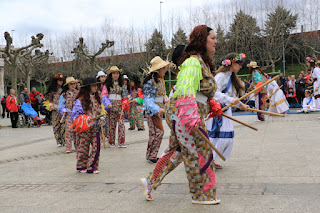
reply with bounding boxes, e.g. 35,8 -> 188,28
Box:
256,81 -> 264,93
208,99 -> 223,119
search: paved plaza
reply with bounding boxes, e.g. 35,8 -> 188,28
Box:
0,113 -> 320,213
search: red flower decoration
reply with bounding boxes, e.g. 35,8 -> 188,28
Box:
208,99 -> 223,119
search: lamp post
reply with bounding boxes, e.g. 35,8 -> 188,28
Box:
160,1 -> 163,35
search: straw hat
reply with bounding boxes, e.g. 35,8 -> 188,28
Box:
145,56 -> 172,75
107,66 -> 123,75
247,61 -> 259,69
64,77 -> 76,86
54,73 -> 64,80
96,70 -> 106,79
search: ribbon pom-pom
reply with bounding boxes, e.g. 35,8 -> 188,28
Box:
122,98 -> 130,111
70,114 -> 92,133
207,99 -> 223,119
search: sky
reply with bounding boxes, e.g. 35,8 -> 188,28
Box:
0,0 -> 205,37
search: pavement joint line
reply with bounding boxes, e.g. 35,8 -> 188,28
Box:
0,137 -> 54,151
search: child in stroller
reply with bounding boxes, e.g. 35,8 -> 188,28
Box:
20,102 -> 41,127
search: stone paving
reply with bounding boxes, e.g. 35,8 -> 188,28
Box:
0,113 -> 320,213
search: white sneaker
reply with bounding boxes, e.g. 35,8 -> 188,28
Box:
80,169 -> 87,173
192,199 -> 221,205
140,178 -> 153,201
57,144 -> 62,147
93,170 -> 99,174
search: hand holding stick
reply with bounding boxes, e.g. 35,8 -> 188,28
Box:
60,113 -> 65,123
266,85 -> 283,101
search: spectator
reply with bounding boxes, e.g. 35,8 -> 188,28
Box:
19,87 -> 30,104
296,73 -> 306,104
1,93 -> 9,118
306,78 -> 314,93
306,69 -> 312,85
6,89 -> 19,128
286,88 -> 299,108
284,75 -> 291,92
29,87 -> 44,116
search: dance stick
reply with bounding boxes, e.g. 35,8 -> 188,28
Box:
231,105 -> 284,117
266,85 -> 283,100
222,75 -> 280,112
195,128 -> 226,161
60,113 -> 65,123
222,113 -> 258,131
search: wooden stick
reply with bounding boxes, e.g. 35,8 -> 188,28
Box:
266,85 -> 283,100
221,113 -> 258,131
195,128 -> 226,161
221,75 -> 280,112
231,105 -> 284,117
60,113 -> 65,123
100,124 -> 106,149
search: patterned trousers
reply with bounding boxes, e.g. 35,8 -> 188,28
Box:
76,129 -> 101,172
255,93 -> 266,121
128,106 -> 145,130
64,115 -> 78,151
107,111 -> 125,146
146,114 -> 217,201
51,110 -> 65,146
146,113 -> 164,160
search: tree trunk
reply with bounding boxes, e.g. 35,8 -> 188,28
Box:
271,61 -> 276,73
27,72 -> 31,92
11,66 -> 18,92
0,68 -> 4,96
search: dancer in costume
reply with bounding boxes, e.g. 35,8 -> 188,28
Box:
96,70 -> 109,140
247,61 -> 267,121
297,90 -> 317,113
205,53 -> 249,168
143,56 -> 171,164
70,77 -> 104,174
58,77 -> 79,153
105,66 -> 128,148
44,73 -> 65,146
128,75 -> 145,131
140,25 -> 220,205
267,76 -> 289,114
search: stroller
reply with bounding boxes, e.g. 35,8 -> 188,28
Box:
19,102 -> 41,128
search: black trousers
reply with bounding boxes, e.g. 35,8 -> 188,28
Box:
296,90 -> 305,105
1,104 -> 9,118
10,112 -> 18,128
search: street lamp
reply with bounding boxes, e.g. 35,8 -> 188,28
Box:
160,1 -> 163,35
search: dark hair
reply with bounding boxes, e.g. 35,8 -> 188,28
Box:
76,85 -> 101,113
215,53 -> 244,95
131,76 -> 142,90
178,25 -> 215,72
143,72 -> 160,85
46,78 -> 62,95
106,72 -> 123,91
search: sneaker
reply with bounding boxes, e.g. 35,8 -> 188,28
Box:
66,149 -> 71,153
110,145 -> 115,148
80,169 -> 87,173
138,128 -> 145,131
93,170 -> 99,174
118,144 -> 127,148
215,164 -> 223,169
148,158 -> 158,164
128,128 -> 135,130
192,199 -> 221,205
140,178 -> 153,201
57,144 -> 62,147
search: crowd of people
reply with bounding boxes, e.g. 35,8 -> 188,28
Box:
1,24 -> 319,206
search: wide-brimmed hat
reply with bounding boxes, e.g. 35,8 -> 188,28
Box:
64,77 -> 76,86
123,75 -> 129,80
96,71 -> 106,79
54,73 -> 64,80
145,56 -> 172,75
107,66 -> 123,75
81,77 -> 100,87
247,61 -> 259,69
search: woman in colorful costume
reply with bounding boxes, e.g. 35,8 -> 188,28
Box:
58,77 -> 79,153
128,75 -> 145,131
248,61 -> 267,121
143,56 -> 170,164
140,25 -> 220,205
105,66 -> 128,148
205,53 -> 249,168
44,73 -> 65,146
70,77 -> 104,174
